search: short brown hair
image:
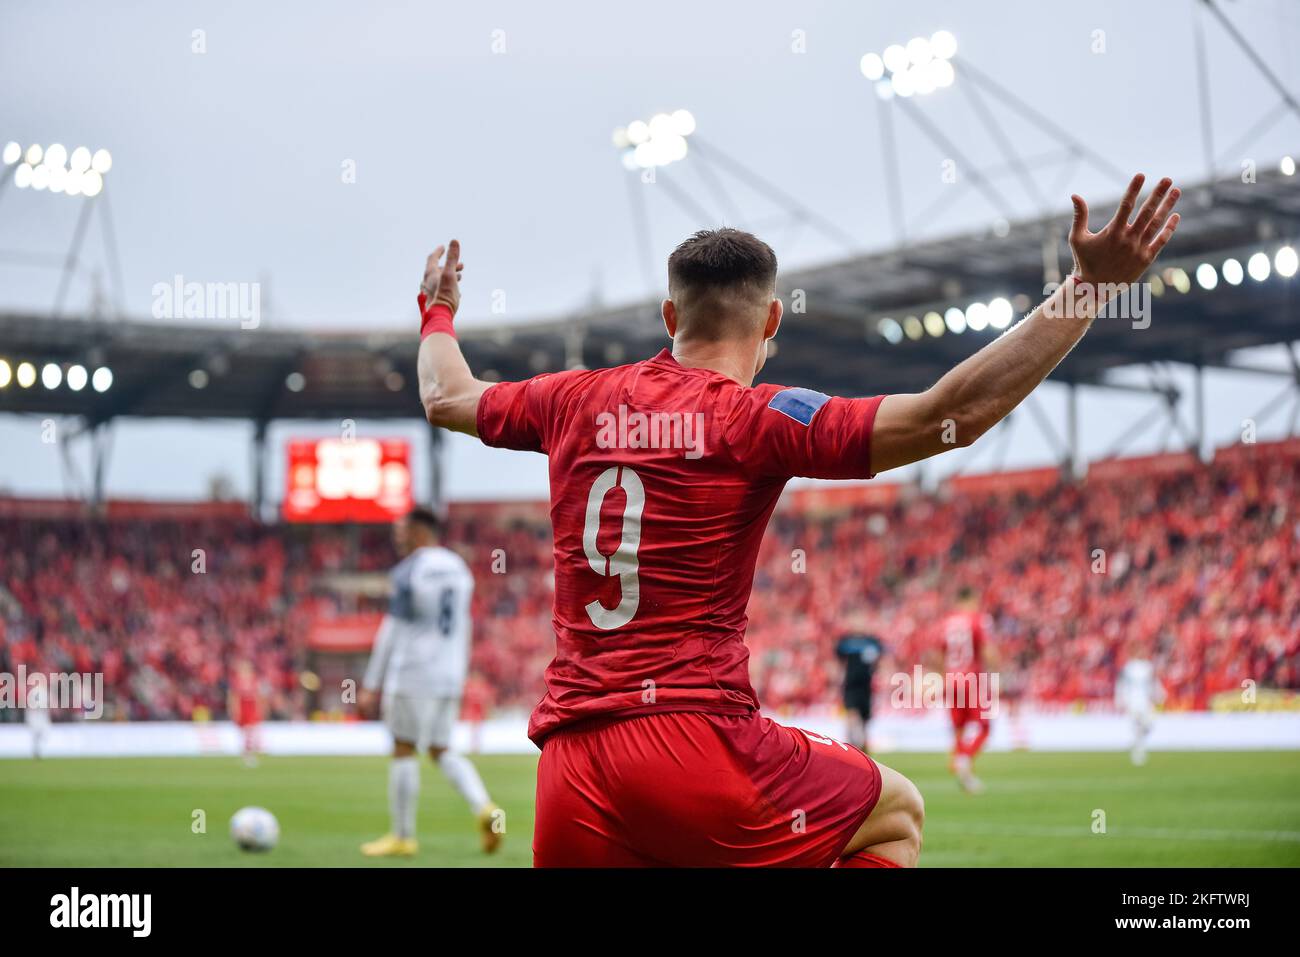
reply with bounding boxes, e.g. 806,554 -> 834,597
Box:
667,228 -> 777,339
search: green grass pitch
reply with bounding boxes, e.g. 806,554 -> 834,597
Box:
1,751 -> 1297,866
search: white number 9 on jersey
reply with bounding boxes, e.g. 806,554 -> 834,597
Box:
582,466 -> 644,630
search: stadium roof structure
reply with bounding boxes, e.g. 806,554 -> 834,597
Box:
2,165 -> 1298,506
2,166 -> 1297,417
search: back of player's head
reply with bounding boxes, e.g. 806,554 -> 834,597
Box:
406,506 -> 442,537
667,228 -> 778,341
957,585 -> 977,604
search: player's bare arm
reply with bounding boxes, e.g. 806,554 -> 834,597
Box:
869,174 -> 1181,474
416,239 -> 492,436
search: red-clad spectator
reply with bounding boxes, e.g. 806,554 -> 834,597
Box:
0,446 -> 1295,720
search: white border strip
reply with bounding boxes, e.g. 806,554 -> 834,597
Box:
1,710 -> 1297,758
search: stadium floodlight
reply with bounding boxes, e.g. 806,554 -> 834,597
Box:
1276,245 -> 1298,278
1167,267 -> 1191,293
1195,263 -> 1218,290
1282,156 -> 1296,176
10,140 -> 113,198
987,297 -> 1013,329
0,359 -> 10,388
891,70 -> 917,98
965,301 -> 989,331
40,363 -> 62,390
16,361 -> 37,388
923,310 -> 945,337
930,30 -> 958,59
944,306 -> 966,334
613,110 -> 695,170
1221,257 -> 1244,286
286,371 -> 306,392
66,364 -> 88,391
882,44 -> 909,74
91,366 -> 113,393
859,52 -> 885,81
188,369 -> 210,389
861,30 -> 957,100
877,317 -> 903,344
903,315 -> 924,340
1247,251 -> 1271,282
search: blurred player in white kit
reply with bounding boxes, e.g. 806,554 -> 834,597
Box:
1114,643 -> 1164,766
359,507 -> 501,856
26,680 -> 50,758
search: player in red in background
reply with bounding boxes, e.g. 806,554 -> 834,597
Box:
939,587 -> 998,794
413,174 -> 1179,866
228,660 -> 263,767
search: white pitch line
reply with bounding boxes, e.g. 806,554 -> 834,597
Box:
914,777 -> 1157,793
924,821 -> 1300,843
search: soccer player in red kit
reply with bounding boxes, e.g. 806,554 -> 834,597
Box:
228,660 -> 263,767
414,174 -> 1179,866
940,587 -> 997,794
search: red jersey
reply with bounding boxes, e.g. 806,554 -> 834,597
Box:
231,673 -> 261,726
940,610 -> 990,676
477,348 -> 885,743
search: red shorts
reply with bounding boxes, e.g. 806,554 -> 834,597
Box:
533,710 -> 881,867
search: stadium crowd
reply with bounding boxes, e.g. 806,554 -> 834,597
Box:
747,445 -> 1300,712
1,442 -> 1296,721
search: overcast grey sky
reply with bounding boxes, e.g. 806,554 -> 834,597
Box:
1,0 -> 1298,502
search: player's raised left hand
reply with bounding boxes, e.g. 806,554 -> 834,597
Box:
1069,174 -> 1181,288
420,240 -> 465,315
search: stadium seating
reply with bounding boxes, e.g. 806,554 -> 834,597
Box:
1,441 -> 1295,721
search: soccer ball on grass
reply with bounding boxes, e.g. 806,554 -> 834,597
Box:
230,806 -> 279,852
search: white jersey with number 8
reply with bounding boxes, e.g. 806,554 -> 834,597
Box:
363,545 -> 475,698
